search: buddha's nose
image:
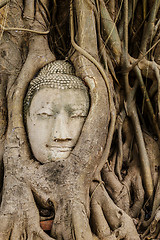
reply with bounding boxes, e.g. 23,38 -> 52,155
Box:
51,110 -> 72,142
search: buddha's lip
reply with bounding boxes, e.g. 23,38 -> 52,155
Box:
46,145 -> 73,151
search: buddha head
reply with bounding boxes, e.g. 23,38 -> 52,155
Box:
24,61 -> 90,164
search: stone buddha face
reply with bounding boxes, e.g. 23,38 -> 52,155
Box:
24,61 -> 89,164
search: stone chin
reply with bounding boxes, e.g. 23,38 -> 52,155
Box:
47,147 -> 72,162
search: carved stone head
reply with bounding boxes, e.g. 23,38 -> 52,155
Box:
24,61 -> 90,164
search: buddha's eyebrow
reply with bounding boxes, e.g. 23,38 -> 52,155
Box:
65,103 -> 86,110
35,106 -> 54,113
65,104 -> 87,110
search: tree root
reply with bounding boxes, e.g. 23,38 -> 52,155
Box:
0,175 -> 55,240
90,182 -> 140,240
70,0 -> 112,175
102,153 -> 144,218
142,207 -> 160,239
99,0 -> 122,65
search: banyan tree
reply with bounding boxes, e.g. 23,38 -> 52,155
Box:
0,0 -> 160,239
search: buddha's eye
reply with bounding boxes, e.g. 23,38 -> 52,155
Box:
70,110 -> 87,118
37,112 -> 54,119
